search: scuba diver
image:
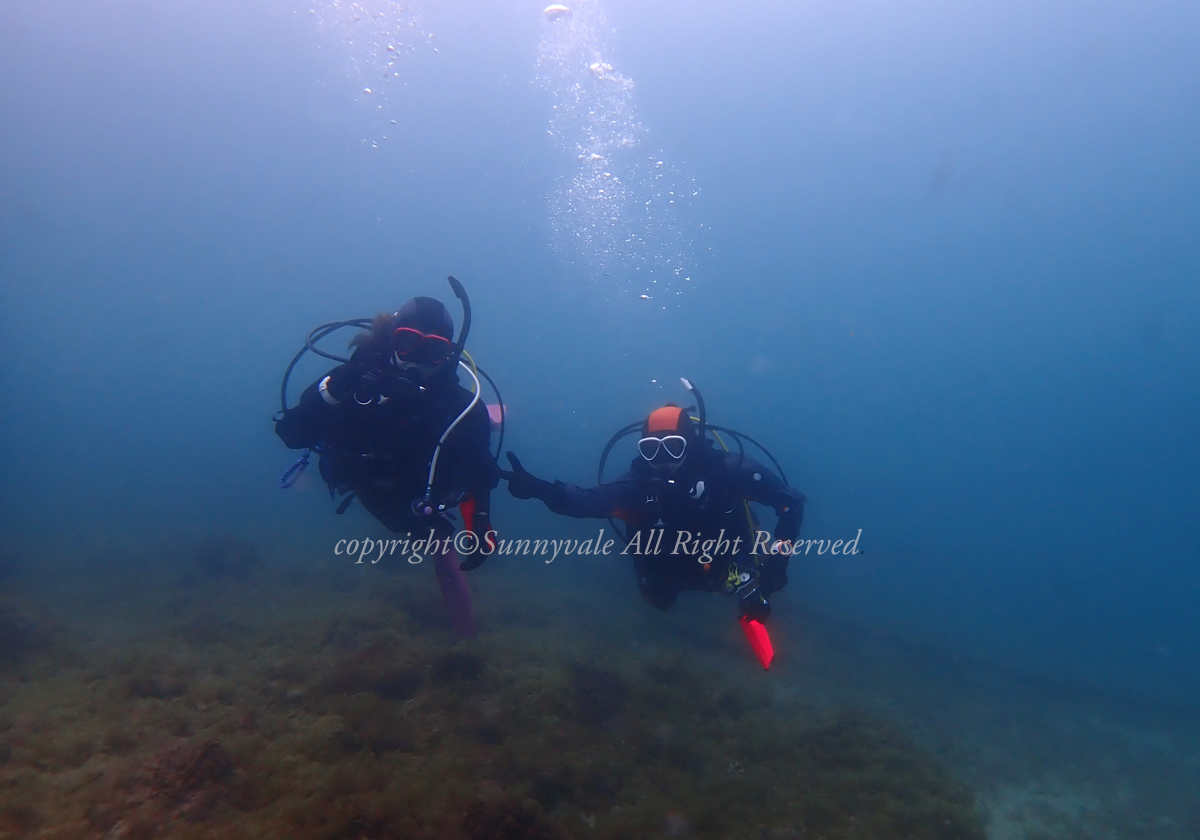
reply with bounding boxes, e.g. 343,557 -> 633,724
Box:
503,379 -> 804,668
274,277 -> 502,637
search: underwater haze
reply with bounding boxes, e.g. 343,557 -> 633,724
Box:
2,0 -> 1199,837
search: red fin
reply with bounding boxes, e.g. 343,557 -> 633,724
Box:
459,495 -> 475,534
740,617 -> 774,669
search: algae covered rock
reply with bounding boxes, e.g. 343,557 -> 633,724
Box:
463,799 -> 564,840
568,662 -> 628,724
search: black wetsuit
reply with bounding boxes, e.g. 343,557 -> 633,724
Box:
535,443 -> 805,612
275,350 -> 498,536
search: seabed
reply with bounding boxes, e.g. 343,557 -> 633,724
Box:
0,537 -> 1195,839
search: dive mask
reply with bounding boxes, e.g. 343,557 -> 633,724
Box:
392,326 -> 454,366
638,435 -> 688,462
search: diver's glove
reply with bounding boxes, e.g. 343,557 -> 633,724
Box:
459,511 -> 497,571
323,359 -> 405,405
504,452 -> 555,502
353,363 -> 409,403
739,590 -> 772,622
320,363 -> 362,404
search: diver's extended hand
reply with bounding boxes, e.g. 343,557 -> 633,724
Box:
504,452 -> 555,501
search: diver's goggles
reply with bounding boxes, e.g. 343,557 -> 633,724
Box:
392,327 -> 454,365
638,435 -> 688,461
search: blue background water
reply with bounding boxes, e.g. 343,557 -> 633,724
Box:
2,0 -> 1197,708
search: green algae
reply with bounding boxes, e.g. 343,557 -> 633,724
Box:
0,543 -> 987,840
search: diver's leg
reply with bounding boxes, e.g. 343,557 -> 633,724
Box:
433,541 -> 477,637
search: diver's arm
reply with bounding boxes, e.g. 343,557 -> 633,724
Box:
723,453 -> 803,604
275,369 -> 344,449
544,475 -> 639,520
728,454 -> 806,541
505,452 -> 636,519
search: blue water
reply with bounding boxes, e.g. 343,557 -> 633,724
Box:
2,0 -> 1199,827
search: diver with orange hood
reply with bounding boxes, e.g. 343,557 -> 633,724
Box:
504,380 -> 804,667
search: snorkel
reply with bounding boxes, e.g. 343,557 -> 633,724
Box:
447,275 -> 471,366
680,377 -> 706,439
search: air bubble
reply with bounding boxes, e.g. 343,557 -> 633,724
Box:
309,0 -> 431,124
537,0 -> 702,298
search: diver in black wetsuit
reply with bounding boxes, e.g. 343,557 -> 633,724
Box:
274,278 -> 500,635
504,382 -> 805,625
